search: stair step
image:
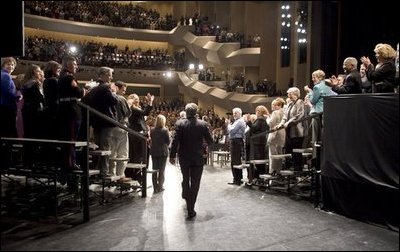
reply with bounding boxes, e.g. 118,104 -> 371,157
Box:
250,159 -> 268,164
89,150 -> 111,156
126,163 -> 147,169
88,169 -> 100,176
280,170 -> 295,176
270,154 -> 291,160
233,164 -> 249,169
259,174 -> 278,180
293,148 -> 313,153
109,157 -> 130,161
104,175 -> 121,182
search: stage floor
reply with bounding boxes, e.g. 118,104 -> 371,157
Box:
1,161 -> 398,251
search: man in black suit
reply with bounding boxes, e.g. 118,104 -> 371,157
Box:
170,103 -> 213,219
327,57 -> 362,94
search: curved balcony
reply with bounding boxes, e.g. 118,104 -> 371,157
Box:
176,72 -> 274,112
25,14 -> 260,67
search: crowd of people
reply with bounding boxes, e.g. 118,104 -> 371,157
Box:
1,40 -> 398,218
24,1 -> 177,31
22,35 -> 185,71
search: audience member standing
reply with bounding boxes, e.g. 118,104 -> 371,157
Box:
304,70 -> 336,146
361,43 -> 396,93
21,64 -> 45,139
126,93 -> 154,180
267,98 -> 286,174
327,57 -> 362,94
170,103 -> 213,219
150,114 -> 170,193
244,114 -> 257,186
109,81 -> 131,180
14,74 -> 25,138
43,60 -> 62,139
277,87 -> 305,171
82,67 -> 118,177
1,57 -> 19,138
246,105 -> 269,182
57,56 -> 84,192
226,107 -> 246,185
360,64 -> 372,93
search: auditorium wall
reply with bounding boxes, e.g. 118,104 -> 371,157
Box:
230,2 -> 245,35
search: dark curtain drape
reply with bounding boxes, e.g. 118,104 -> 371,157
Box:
321,94 -> 399,230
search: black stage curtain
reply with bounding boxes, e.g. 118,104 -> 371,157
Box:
321,94 -> 399,230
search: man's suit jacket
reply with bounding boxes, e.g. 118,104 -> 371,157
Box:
332,70 -> 362,94
170,117 -> 213,166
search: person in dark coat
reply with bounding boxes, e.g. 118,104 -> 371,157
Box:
150,114 -> 170,193
361,43 -> 396,93
169,103 -> 213,219
57,56 -> 84,192
327,57 -> 362,94
81,66 -> 118,176
126,93 -> 154,180
43,60 -> 62,139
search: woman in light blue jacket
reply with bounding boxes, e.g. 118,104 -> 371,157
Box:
304,69 -> 337,144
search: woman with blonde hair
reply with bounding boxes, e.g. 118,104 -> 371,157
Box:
21,64 -> 45,138
150,114 -> 170,193
246,105 -> 269,184
126,93 -> 154,180
267,97 -> 286,174
360,43 -> 396,93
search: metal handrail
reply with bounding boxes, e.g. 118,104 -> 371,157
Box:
250,112 -> 323,139
77,100 -> 148,198
77,101 -> 146,140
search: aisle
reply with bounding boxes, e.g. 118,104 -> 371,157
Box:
1,162 -> 398,251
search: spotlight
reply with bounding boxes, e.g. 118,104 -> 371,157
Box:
69,46 -> 77,54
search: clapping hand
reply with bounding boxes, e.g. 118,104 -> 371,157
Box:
325,75 -> 339,86
360,56 -> 371,67
146,93 -> 154,105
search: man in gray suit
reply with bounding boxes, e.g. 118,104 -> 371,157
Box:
170,103 -> 213,219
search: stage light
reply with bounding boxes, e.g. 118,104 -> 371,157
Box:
69,46 -> 77,54
189,63 -> 195,70
198,64 -> 204,70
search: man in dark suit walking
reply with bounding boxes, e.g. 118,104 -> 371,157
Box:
170,103 -> 213,219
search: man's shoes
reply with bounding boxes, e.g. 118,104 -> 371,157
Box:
227,181 -> 242,186
245,182 -> 253,188
188,210 -> 197,219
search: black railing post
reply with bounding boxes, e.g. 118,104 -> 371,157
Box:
76,101 -> 148,198
314,142 -> 322,208
142,138 -> 148,198
82,107 -> 90,222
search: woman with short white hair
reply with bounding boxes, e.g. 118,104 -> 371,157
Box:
277,87 -> 305,171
